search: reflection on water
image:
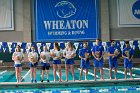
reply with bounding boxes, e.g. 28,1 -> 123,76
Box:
1,86 -> 140,93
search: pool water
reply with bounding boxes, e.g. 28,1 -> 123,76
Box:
0,86 -> 140,93
0,67 -> 140,93
1,67 -> 140,82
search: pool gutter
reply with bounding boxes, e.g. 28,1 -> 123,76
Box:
0,78 -> 140,89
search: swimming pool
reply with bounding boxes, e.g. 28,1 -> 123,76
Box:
1,67 -> 140,82
0,85 -> 140,93
1,67 -> 140,93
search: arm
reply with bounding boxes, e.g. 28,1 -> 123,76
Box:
99,46 -> 105,60
92,52 -> 101,61
129,49 -> 134,61
58,53 -> 63,59
122,55 -> 128,59
36,53 -> 39,62
79,55 -> 86,61
129,55 -> 133,61
79,49 -> 86,60
70,50 -> 76,58
91,47 -> 97,59
50,50 -> 56,58
70,52 -> 76,58
40,52 -> 43,61
122,50 -> 129,59
48,52 -> 51,60
99,52 -> 105,60
63,49 -> 66,58
108,53 -> 115,56
28,53 -> 31,62
55,51 -> 63,59
92,52 -> 96,59
12,53 -> 15,61
21,53 -> 24,62
107,47 -> 114,57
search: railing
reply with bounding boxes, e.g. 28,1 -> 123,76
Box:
0,40 -> 139,62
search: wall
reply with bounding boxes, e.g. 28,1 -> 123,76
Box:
100,0 -> 110,42
0,0 -> 31,42
109,0 -> 140,40
0,0 -> 139,42
0,0 -> 140,62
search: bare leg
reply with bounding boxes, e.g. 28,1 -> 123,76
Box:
114,68 -> 117,80
79,68 -> 83,81
109,68 -> 112,80
53,64 -> 56,82
70,65 -> 75,81
33,67 -> 37,82
65,64 -> 69,82
129,68 -> 133,79
94,68 -> 97,81
46,70 -> 49,80
46,70 -> 50,82
41,70 -> 44,81
18,67 -> 22,82
15,67 -> 19,82
30,67 -> 33,82
124,68 -> 127,79
100,68 -> 104,80
85,69 -> 88,80
58,64 -> 62,82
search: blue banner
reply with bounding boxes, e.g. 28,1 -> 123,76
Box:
34,0 -> 99,42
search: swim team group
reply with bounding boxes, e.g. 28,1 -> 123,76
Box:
11,39 -> 134,83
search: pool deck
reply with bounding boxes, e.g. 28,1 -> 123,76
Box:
1,78 -> 140,89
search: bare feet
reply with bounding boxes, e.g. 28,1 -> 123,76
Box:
65,79 -> 68,82
114,78 -> 118,80
100,78 -> 104,81
54,80 -> 56,82
130,78 -> 134,80
124,77 -> 127,80
79,77 -> 81,81
59,79 -> 62,82
73,78 -> 75,82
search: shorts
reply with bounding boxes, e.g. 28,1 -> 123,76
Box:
14,64 -> 22,67
109,60 -> 118,68
41,62 -> 50,70
28,62 -> 38,67
94,60 -> 104,68
80,59 -> 90,69
124,61 -> 133,68
65,58 -> 74,65
52,60 -> 61,64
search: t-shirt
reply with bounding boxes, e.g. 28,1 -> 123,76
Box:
12,52 -> 24,64
28,52 -> 38,62
91,44 -> 104,60
122,47 -> 134,62
63,48 -> 76,59
40,51 -> 50,63
50,49 -> 63,60
79,47 -> 91,59
107,46 -> 119,61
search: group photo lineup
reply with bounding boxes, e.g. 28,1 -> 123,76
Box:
0,0 -> 140,93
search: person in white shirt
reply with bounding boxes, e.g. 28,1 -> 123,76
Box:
28,46 -> 38,83
50,42 -> 62,82
40,46 -> 50,83
12,45 -> 24,83
63,42 -> 76,82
